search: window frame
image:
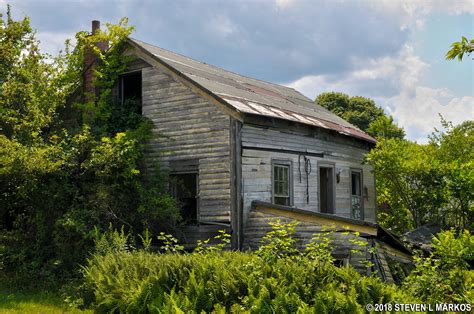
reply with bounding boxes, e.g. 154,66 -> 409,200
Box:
271,159 -> 293,206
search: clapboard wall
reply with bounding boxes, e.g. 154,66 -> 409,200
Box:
241,121 -> 376,226
128,58 -> 233,229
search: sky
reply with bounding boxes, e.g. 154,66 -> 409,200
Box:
5,0 -> 474,143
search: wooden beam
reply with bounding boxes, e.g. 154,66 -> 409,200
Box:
254,203 -> 378,236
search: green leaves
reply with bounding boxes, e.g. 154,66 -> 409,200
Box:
315,92 -> 385,132
446,36 -> 474,61
404,229 -> 474,304
366,119 -> 473,233
0,7 -> 179,288
77,225 -> 417,312
367,115 -> 405,140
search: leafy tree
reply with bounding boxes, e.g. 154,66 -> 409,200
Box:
366,118 -> 473,233
429,119 -> 474,231
367,115 -> 405,140
315,92 -> 385,131
446,36 -> 474,61
366,139 -> 445,232
0,7 -> 178,287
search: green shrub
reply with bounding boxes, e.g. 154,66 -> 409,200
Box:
75,222 -> 416,313
403,229 -> 474,304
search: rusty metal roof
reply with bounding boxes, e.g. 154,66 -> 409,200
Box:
130,38 -> 376,144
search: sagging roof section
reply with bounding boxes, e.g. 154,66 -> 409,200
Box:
129,38 -> 376,144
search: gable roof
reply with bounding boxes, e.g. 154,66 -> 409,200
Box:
128,38 -> 376,144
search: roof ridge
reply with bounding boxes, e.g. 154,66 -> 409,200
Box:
129,37 -> 304,97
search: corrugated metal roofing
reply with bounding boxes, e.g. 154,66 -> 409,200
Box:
130,38 -> 376,143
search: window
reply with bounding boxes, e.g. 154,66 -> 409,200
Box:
272,160 -> 293,206
319,165 -> 335,214
170,173 -> 198,224
351,170 -> 363,220
118,71 -> 142,114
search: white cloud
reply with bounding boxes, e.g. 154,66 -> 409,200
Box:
390,87 -> 474,143
204,15 -> 236,39
36,31 -> 75,56
286,44 -> 474,143
275,0 -> 296,10
372,0 -> 474,30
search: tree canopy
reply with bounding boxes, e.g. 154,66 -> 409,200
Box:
366,119 -> 473,233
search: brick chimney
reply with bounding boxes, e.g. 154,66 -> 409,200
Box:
83,20 -> 109,101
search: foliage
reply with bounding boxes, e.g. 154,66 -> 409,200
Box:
367,115 -> 405,140
366,139 -> 443,232
256,219 -> 299,263
315,92 -> 385,131
446,36 -> 474,61
366,118 -> 473,233
429,119 -> 474,230
0,289 -> 91,314
0,7 -> 178,288
403,229 -> 474,304
75,222 -> 416,313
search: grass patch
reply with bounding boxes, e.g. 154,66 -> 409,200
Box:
0,289 -> 91,314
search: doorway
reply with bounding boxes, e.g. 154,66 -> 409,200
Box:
319,166 -> 335,214
351,170 -> 363,220
170,172 -> 198,224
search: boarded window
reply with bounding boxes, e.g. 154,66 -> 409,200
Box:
319,166 -> 334,214
119,71 -> 142,114
170,173 -> 198,224
272,161 -> 292,206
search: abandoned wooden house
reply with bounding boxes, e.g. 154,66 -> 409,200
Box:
86,21 -> 412,281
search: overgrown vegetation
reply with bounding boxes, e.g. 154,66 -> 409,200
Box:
404,229 -> 474,304
0,6 -> 178,288
366,119 -> 473,233
72,222 -> 473,313
73,222 -> 416,313
1,4 -> 473,312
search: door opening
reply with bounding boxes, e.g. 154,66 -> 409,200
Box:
319,166 -> 334,214
351,170 -> 363,220
170,173 -> 198,224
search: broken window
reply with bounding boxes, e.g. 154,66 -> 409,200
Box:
118,71 -> 142,114
319,166 -> 335,214
351,170 -> 363,220
272,160 -> 292,206
170,173 -> 198,224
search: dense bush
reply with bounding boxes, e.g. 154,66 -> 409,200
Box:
366,119 -> 473,234
75,223 -> 416,313
0,7 -> 179,288
404,229 -> 474,304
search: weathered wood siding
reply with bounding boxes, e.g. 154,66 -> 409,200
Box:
243,209 -> 373,275
241,123 -> 376,225
126,56 -> 232,229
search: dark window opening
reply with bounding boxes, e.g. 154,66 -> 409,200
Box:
272,162 -> 292,206
351,170 -> 363,220
333,258 -> 348,267
319,166 -> 334,214
119,71 -> 142,115
170,173 -> 198,225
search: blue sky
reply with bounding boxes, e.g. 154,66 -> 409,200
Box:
6,0 -> 473,142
